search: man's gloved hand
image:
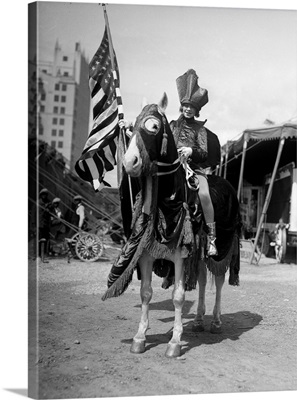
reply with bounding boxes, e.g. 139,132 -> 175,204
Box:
118,119 -> 131,129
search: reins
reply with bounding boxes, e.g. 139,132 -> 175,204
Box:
156,158 -> 181,176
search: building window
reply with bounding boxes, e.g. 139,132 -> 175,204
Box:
42,69 -> 47,73
59,118 -> 65,125
61,96 -> 66,103
52,129 -> 57,136
60,107 -> 65,114
62,84 -> 67,91
39,126 -> 44,135
63,56 -> 68,62
53,106 -> 59,113
63,72 -> 69,77
54,95 -> 59,102
51,141 -> 56,148
58,130 -> 64,137
55,83 -> 60,90
58,141 -> 63,148
52,118 -> 58,125
40,105 -> 45,112
41,93 -> 46,101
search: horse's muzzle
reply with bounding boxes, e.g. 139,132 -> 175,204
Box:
123,154 -> 142,177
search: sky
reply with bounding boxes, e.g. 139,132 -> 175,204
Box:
34,0 -> 297,147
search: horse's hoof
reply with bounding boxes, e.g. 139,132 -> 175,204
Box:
165,343 -> 181,358
192,322 -> 205,332
210,322 -> 222,334
130,339 -> 146,354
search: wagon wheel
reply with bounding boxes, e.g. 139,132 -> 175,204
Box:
275,228 -> 287,263
68,232 -> 81,258
258,231 -> 270,256
75,233 -> 104,262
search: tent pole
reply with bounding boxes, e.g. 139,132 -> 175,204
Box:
223,141 -> 229,179
237,133 -> 248,201
219,154 -> 223,177
249,136 -> 286,264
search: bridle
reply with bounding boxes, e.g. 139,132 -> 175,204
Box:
155,107 -> 182,177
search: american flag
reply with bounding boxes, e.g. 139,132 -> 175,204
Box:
75,27 -> 123,191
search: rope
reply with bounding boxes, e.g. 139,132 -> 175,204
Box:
28,196 -> 79,233
29,158 -> 122,228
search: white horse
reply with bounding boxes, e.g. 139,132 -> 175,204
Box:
103,93 -> 241,358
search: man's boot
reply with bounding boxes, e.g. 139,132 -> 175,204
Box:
206,222 -> 218,256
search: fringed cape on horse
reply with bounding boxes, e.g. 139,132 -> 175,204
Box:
102,93 -> 242,358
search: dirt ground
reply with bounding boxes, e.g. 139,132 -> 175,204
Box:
28,239 -> 297,399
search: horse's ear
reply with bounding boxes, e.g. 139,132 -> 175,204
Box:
141,97 -> 148,110
158,92 -> 168,113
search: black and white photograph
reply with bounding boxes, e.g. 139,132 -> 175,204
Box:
2,0 -> 297,399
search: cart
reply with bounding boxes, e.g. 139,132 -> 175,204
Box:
43,218 -> 104,263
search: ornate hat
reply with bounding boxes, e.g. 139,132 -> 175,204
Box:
52,197 -> 60,204
176,69 -> 208,110
73,195 -> 82,201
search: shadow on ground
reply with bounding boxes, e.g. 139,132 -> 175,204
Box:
122,307 -> 262,356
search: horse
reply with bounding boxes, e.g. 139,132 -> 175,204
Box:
102,93 -> 241,358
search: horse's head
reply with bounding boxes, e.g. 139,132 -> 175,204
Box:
124,93 -> 179,177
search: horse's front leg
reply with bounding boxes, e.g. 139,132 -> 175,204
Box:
193,260 -> 207,332
165,249 -> 185,358
130,251 -> 153,354
210,273 -> 225,334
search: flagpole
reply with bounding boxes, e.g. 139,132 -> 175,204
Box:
102,3 -> 134,213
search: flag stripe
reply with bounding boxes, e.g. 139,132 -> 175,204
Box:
91,87 -> 105,110
100,150 -> 114,172
92,98 -> 118,129
86,157 -> 101,180
75,159 -> 91,182
91,105 -> 118,136
93,94 -> 108,120
83,115 -> 118,153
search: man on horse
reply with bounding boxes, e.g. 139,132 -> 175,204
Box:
170,68 -> 221,257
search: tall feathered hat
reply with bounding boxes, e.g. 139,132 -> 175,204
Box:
176,69 -> 208,110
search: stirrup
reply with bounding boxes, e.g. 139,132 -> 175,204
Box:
207,238 -> 218,256
206,222 -> 218,256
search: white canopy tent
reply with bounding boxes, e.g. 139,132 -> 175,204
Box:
222,120 -> 297,263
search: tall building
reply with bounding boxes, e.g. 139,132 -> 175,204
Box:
37,41 -> 90,171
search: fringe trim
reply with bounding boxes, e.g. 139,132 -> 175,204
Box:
102,177 -> 159,301
146,237 -> 172,260
206,234 -> 237,276
101,214 -> 153,300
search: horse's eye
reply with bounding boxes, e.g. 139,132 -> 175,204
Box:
143,118 -> 161,135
